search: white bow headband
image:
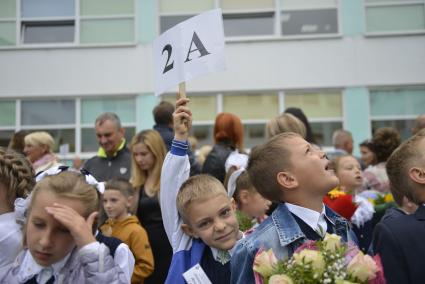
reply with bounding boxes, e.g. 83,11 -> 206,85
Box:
227,167 -> 246,198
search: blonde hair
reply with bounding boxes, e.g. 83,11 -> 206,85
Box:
24,131 -> 55,153
105,178 -> 134,198
29,171 -> 99,218
386,129 -> 425,204
130,130 -> 166,195
0,147 -> 35,209
267,113 -> 306,139
225,167 -> 256,207
197,145 -> 212,166
247,132 -> 301,202
177,174 -> 228,222
330,154 -> 353,175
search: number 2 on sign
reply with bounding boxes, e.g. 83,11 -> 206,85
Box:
162,44 -> 174,74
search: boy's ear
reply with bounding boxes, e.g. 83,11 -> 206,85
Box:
276,171 -> 298,189
126,196 -> 134,209
230,197 -> 236,210
238,190 -> 250,204
181,223 -> 198,239
409,167 -> 425,185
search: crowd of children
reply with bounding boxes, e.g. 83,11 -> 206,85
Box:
1,97 -> 425,284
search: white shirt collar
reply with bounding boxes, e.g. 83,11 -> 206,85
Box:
0,211 -> 16,222
285,202 -> 331,233
18,250 -> 71,283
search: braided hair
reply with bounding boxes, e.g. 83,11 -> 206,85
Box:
0,147 -> 35,210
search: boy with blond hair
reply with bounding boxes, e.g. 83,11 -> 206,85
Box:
231,132 -> 355,283
160,98 -> 241,284
373,129 -> 425,284
100,178 -> 154,284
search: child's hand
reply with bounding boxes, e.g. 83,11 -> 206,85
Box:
45,203 -> 98,249
173,98 -> 192,141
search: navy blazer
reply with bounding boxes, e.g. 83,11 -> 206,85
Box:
373,205 -> 425,284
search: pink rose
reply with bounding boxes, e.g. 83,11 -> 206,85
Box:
347,252 -> 378,282
253,248 -> 278,277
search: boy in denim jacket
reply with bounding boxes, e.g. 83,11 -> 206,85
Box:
231,133 -> 355,283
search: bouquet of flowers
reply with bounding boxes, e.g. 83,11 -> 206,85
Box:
253,233 -> 386,284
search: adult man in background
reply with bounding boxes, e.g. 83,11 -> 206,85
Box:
84,112 -> 131,181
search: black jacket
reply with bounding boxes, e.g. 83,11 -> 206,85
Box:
201,142 -> 233,183
373,205 -> 425,284
83,146 -> 131,182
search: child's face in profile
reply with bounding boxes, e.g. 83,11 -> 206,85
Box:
103,189 -> 131,221
183,194 -> 239,251
26,190 -> 85,266
286,136 -> 339,193
336,156 -> 363,191
240,190 -> 271,219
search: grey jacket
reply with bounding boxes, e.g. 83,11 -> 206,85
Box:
0,243 -> 129,284
84,146 -> 131,182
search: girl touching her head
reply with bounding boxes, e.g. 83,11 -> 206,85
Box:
0,169 -> 128,283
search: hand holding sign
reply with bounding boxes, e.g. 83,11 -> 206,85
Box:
153,9 -> 226,97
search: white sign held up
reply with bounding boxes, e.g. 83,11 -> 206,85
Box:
153,9 -> 226,96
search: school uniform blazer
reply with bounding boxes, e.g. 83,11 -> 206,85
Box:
373,205 -> 425,284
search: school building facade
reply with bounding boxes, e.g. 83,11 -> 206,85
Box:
0,0 -> 424,159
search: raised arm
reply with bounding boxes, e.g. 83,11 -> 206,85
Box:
160,98 -> 193,253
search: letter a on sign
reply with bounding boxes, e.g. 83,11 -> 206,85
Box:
184,32 -> 210,63
153,9 -> 226,96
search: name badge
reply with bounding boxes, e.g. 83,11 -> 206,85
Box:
182,264 -> 212,284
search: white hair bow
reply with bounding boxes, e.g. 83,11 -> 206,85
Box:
227,167 -> 246,198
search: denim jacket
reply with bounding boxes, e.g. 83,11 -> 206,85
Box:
230,203 -> 354,284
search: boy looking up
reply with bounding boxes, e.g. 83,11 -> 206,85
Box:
373,129 -> 425,284
231,132 -> 355,283
100,179 -> 154,284
160,98 -> 241,284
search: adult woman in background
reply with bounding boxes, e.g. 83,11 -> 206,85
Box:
202,112 -> 244,183
362,127 -> 401,194
23,131 -> 59,174
359,139 -> 377,168
130,129 -> 172,284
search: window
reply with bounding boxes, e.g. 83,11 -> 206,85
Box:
0,100 -> 16,127
280,0 -> 339,36
0,100 -> 16,147
221,0 -> 275,37
0,0 -> 16,46
159,0 -> 214,33
158,0 -> 340,39
365,0 -> 425,34
285,91 -> 343,146
21,0 -> 75,44
223,93 -> 279,120
370,87 -> 425,140
80,0 -> 135,44
2,0 -> 135,47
